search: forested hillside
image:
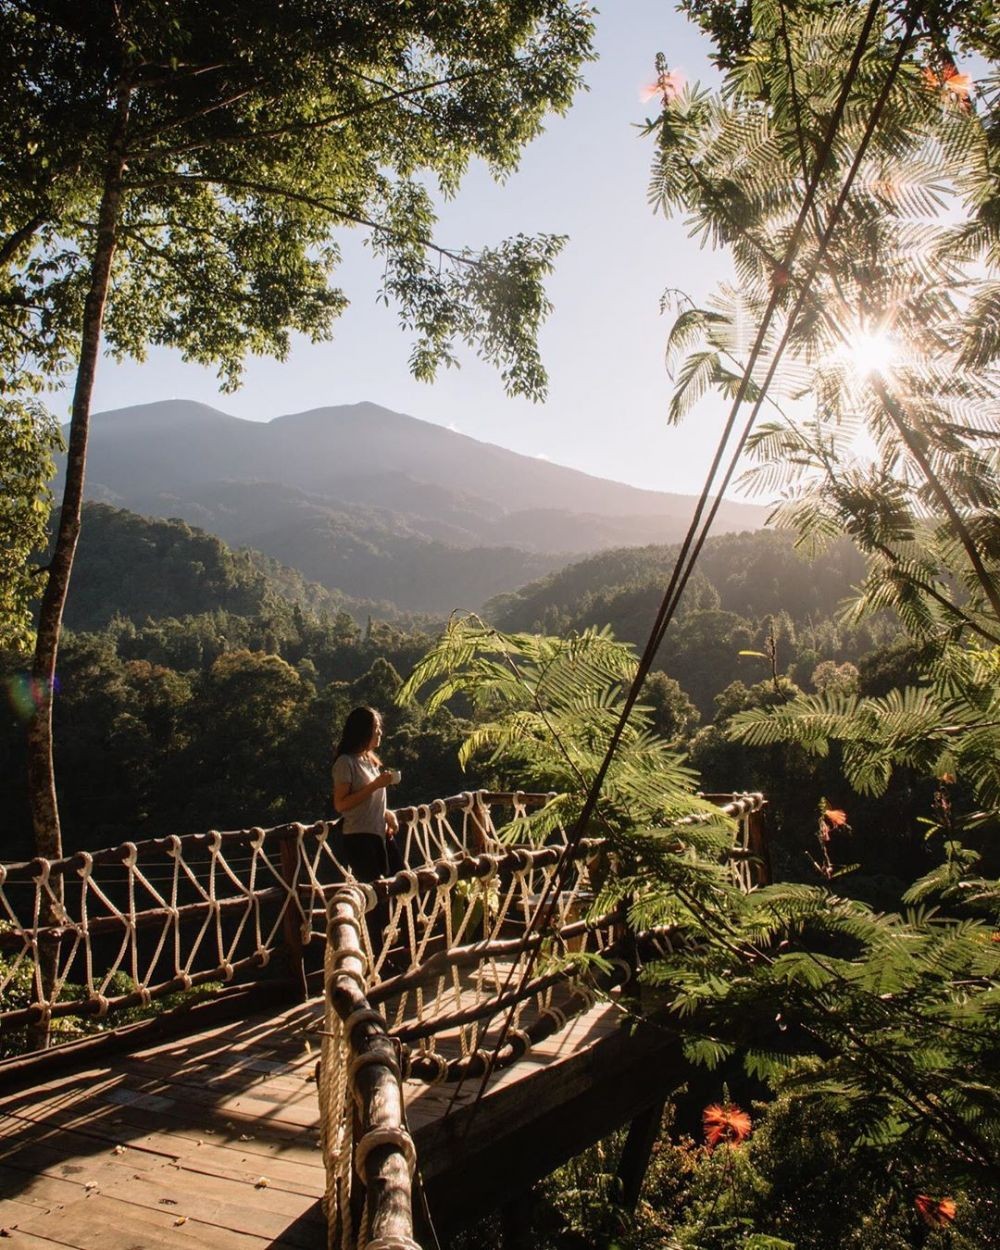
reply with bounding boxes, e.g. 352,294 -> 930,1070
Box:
2,506 -> 922,894
489,530 -> 896,716
62,503 -> 398,632
490,530 -> 867,631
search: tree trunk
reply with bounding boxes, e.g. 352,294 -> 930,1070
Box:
25,81 -> 131,1044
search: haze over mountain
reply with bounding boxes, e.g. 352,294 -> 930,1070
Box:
62,400 -> 765,612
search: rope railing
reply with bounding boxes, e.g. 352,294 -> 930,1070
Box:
0,787 -> 765,1060
319,791 -> 767,1250
0,791 -> 560,1053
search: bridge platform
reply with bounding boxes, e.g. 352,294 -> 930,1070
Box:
0,791 -> 763,1247
0,986 -> 678,1248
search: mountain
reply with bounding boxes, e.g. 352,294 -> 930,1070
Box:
61,399 -> 766,611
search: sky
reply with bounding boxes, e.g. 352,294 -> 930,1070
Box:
91,1 -> 737,496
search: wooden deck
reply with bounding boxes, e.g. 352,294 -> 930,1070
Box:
0,986 -> 681,1247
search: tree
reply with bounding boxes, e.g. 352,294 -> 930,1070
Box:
639,0 -> 1000,1213
1,0 -> 595,863
0,400 -> 61,655
653,0 -> 1000,820
640,670 -> 700,743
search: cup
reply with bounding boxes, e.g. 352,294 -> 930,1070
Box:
388,769 -> 402,784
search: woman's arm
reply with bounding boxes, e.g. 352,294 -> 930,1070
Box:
333,770 -> 392,815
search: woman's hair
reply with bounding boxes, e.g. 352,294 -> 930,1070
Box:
334,705 -> 382,765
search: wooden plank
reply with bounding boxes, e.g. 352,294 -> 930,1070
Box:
0,1214 -> 70,1249
0,1156 -> 323,1247
0,1114 -> 325,1201
116,1057 -> 318,1108
93,1070 -> 321,1130
1,1097 -> 324,1170
10,1194 -> 278,1250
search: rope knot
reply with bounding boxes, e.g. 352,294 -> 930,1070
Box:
354,1126 -> 416,1180
430,797 -> 447,818
118,842 -> 138,868
477,853 -> 500,881
394,870 -> 420,901
248,826 -> 266,851
508,1027 -> 532,1058
348,1048 -> 401,1088
343,1006 -> 387,1048
511,847 -> 534,874
538,1005 -> 567,1032
332,884 -> 371,916
437,859 -> 460,888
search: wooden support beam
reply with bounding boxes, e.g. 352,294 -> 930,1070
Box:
499,1187 -> 535,1250
615,1096 -> 667,1211
415,1016 -> 684,1236
278,833 -> 309,1002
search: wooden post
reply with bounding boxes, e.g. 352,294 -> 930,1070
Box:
327,889 -> 418,1250
467,793 -> 490,853
277,830 -> 308,1001
499,1187 -> 534,1250
747,807 -> 771,886
615,1096 -> 666,1210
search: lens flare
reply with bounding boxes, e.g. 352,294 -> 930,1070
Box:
5,673 -> 57,721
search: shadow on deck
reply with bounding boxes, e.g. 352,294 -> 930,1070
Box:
0,985 -> 681,1248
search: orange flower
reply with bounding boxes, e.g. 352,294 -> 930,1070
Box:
915,1195 -> 957,1228
703,1102 -> 752,1149
823,808 -> 849,827
640,68 -> 685,106
923,62 -> 973,105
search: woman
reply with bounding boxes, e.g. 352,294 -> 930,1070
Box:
332,706 -> 401,955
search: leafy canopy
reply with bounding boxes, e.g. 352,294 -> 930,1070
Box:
0,400 -> 61,654
652,0 -> 1000,832
1,0 -> 594,397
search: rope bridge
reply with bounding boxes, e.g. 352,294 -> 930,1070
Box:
0,788 -> 766,1248
318,790 -> 767,1250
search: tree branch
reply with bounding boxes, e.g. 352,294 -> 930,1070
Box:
132,59 -> 519,157
123,171 -> 479,269
0,213 -> 47,269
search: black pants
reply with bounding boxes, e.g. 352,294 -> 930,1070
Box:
341,834 -> 403,962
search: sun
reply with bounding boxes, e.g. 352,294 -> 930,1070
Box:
839,325 -> 899,380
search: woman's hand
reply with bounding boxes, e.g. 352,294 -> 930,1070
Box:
371,768 -> 395,791
385,810 -> 399,838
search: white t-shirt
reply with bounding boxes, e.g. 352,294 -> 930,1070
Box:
333,753 -> 386,838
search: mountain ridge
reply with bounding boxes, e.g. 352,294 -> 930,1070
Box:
59,399 -> 766,611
